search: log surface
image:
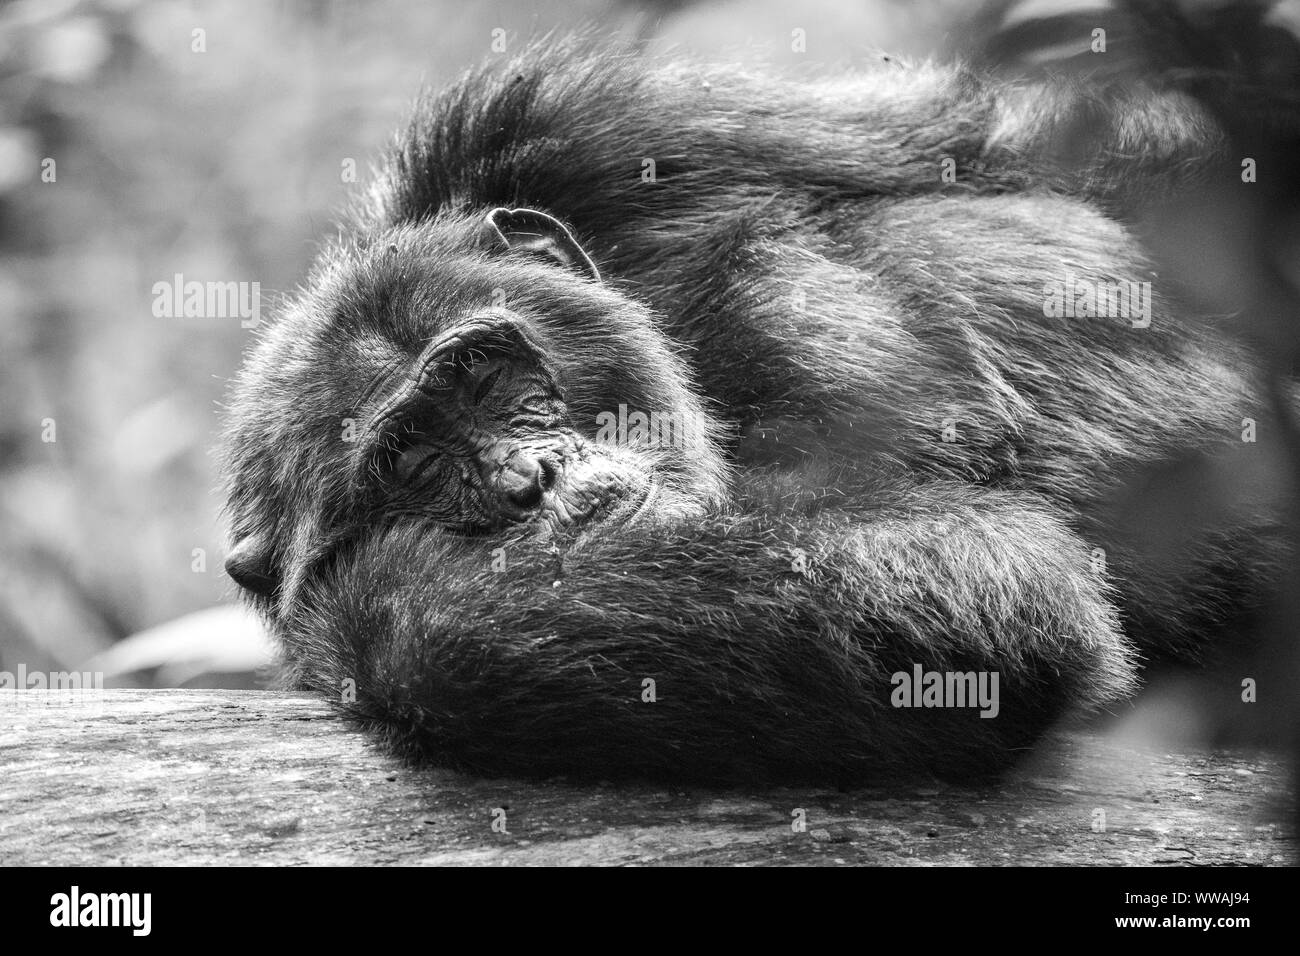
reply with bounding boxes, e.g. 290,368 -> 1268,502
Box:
0,689 -> 1292,866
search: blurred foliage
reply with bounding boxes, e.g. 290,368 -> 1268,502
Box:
0,0 -> 949,685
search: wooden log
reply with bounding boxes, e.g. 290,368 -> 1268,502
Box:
0,689 -> 1292,865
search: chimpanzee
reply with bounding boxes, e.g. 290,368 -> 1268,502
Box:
222,38 -> 1287,783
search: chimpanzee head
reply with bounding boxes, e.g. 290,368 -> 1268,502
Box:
222,206 -> 728,608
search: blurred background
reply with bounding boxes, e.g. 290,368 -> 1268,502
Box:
0,0 -> 976,688
1,0 -> 1297,788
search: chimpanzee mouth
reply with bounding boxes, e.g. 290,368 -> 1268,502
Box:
445,479 -> 656,537
532,480 -> 655,533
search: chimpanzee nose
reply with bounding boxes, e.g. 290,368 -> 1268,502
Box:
498,454 -> 555,510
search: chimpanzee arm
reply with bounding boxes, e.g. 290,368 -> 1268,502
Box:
284,481 -> 1134,785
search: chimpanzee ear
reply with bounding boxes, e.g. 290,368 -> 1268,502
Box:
225,532 -> 279,598
484,207 -> 601,282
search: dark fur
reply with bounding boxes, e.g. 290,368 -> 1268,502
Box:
223,39 -> 1287,784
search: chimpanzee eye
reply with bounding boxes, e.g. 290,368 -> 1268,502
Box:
393,443 -> 442,484
473,366 -> 504,405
